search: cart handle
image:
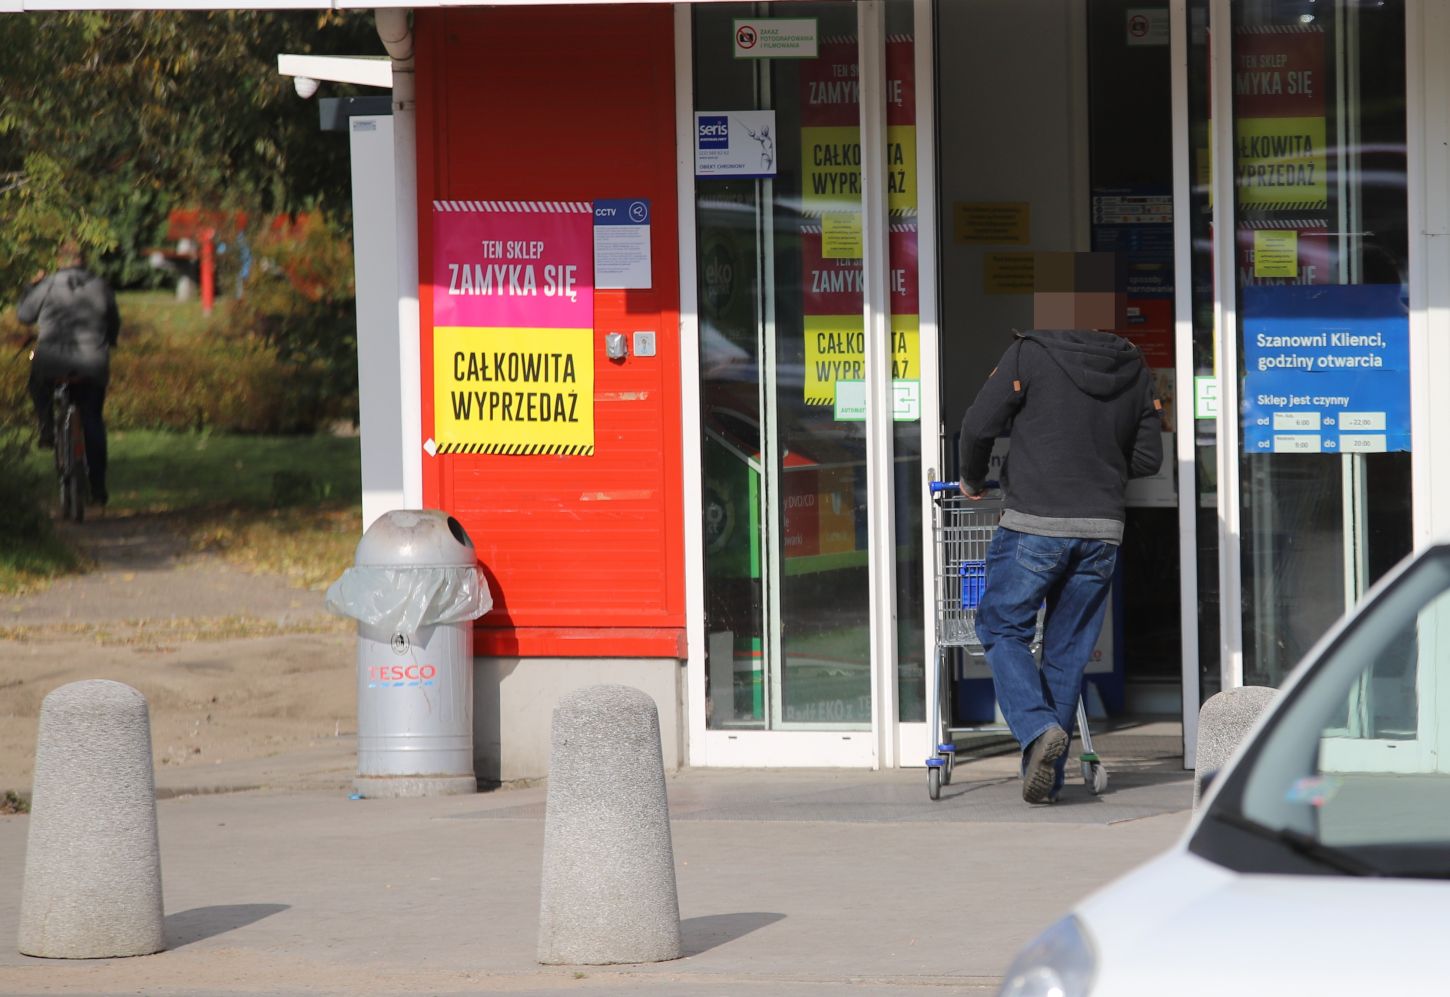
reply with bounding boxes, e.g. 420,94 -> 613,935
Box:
929,480 -> 999,495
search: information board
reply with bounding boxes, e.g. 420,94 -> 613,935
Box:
1241,283 -> 1410,454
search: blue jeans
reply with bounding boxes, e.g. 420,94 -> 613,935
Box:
976,528 -> 1117,788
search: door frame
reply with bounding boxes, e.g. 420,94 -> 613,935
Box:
679,1 -> 936,768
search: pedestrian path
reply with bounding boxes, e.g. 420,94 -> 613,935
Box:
0,725 -> 1192,995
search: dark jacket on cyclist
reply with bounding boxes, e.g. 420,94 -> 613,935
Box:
17,266 -> 120,385
18,265 -> 119,506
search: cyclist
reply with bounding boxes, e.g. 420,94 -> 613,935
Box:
17,241 -> 120,507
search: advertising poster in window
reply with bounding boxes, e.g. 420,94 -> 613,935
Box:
430,201 -> 595,455
1234,23 -> 1329,286
798,35 -> 919,418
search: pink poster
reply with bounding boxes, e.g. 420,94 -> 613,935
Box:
432,200 -> 594,329
430,200 -> 597,455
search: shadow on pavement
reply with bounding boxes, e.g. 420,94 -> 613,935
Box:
164,903 -> 290,948
680,912 -> 786,957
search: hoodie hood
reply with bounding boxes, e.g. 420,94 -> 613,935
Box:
1020,330 -> 1145,399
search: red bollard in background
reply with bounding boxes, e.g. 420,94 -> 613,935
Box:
200,227 -> 216,315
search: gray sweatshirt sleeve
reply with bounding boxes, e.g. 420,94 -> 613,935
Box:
958,340 -> 1026,490
1128,376 -> 1165,479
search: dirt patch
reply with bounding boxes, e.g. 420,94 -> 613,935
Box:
0,512 -> 357,795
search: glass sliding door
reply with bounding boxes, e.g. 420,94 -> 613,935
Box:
1195,0 -> 1412,696
696,2 -> 873,741
691,1 -> 932,763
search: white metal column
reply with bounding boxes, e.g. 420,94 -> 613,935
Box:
860,0 -> 896,769
675,3 -> 708,767
1169,0 -> 1202,767
1408,0 -> 1450,548
903,0 -> 943,769
1208,0 -> 1245,690
349,115 -> 406,532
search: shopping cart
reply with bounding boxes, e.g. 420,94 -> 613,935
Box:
924,479 -> 1107,801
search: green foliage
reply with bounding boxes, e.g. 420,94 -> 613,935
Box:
0,9 -> 380,290
225,215 -> 359,427
2,290 -> 355,438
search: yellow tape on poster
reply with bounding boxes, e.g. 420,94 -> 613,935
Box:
434,326 -> 594,455
803,314 -> 919,407
802,125 -> 917,215
1236,116 -> 1327,209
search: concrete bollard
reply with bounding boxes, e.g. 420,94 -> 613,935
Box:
537,684 -> 681,965
1193,685 -> 1279,809
19,680 -> 165,959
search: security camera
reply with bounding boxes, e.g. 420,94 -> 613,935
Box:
293,76 -> 320,99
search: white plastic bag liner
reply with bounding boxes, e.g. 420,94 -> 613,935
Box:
325,565 -> 493,634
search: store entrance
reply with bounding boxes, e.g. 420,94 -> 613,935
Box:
934,0 -> 1184,729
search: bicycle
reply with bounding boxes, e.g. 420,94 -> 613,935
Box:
51,376 -> 90,523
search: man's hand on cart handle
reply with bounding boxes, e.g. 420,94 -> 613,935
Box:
959,479 -> 988,501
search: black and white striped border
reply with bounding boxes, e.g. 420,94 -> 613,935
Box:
433,200 -> 591,213
1238,218 -> 1327,230
798,222 -> 917,235
1237,23 -> 1323,34
1239,200 -> 1329,213
435,442 -> 594,456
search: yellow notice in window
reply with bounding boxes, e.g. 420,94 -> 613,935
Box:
984,253 -> 1036,294
433,326 -> 595,455
821,213 -> 863,259
1254,229 -> 1298,279
954,201 -> 1030,245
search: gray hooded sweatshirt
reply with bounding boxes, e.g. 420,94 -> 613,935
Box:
17,267 -> 120,385
957,330 -> 1163,544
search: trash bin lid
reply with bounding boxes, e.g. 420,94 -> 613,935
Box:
355,509 -> 477,567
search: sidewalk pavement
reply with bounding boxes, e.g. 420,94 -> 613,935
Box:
0,724 -> 1193,996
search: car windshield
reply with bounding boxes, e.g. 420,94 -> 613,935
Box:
1194,546 -> 1450,879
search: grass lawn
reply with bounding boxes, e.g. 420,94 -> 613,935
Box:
3,429 -> 364,593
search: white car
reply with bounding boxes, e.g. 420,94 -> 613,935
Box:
998,541 -> 1450,997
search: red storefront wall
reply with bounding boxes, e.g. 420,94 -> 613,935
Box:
415,6 -> 685,658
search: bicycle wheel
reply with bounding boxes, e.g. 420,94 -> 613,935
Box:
60,403 -> 87,523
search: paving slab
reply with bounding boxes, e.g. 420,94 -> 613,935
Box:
0,744 -> 1192,996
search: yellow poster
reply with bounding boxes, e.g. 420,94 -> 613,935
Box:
984,252 -> 1036,294
433,326 -> 595,455
953,201 -> 1031,245
1253,230 -> 1299,278
821,213 -> 863,259
803,314 -> 919,407
1236,116 -> 1327,209
802,125 -> 917,216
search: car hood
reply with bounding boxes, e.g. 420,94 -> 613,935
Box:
1077,849 -> 1450,996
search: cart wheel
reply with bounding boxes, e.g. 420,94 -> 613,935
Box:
928,765 -> 942,801
1083,760 -> 1108,795
942,751 -> 954,785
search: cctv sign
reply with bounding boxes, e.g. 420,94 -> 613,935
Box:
733,18 -> 819,59
694,110 -> 778,179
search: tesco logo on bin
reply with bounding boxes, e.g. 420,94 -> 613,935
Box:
698,115 -> 729,150
368,664 -> 438,688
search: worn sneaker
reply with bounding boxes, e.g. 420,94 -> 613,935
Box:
1022,725 -> 1069,804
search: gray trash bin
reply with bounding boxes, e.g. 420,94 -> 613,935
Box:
325,509 -> 492,797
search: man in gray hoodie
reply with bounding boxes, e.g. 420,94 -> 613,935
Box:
957,254 -> 1163,804
18,242 -> 120,507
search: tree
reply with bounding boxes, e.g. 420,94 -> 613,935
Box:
0,9 -> 381,290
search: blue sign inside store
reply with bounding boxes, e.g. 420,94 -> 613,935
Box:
1241,283 -> 1411,455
